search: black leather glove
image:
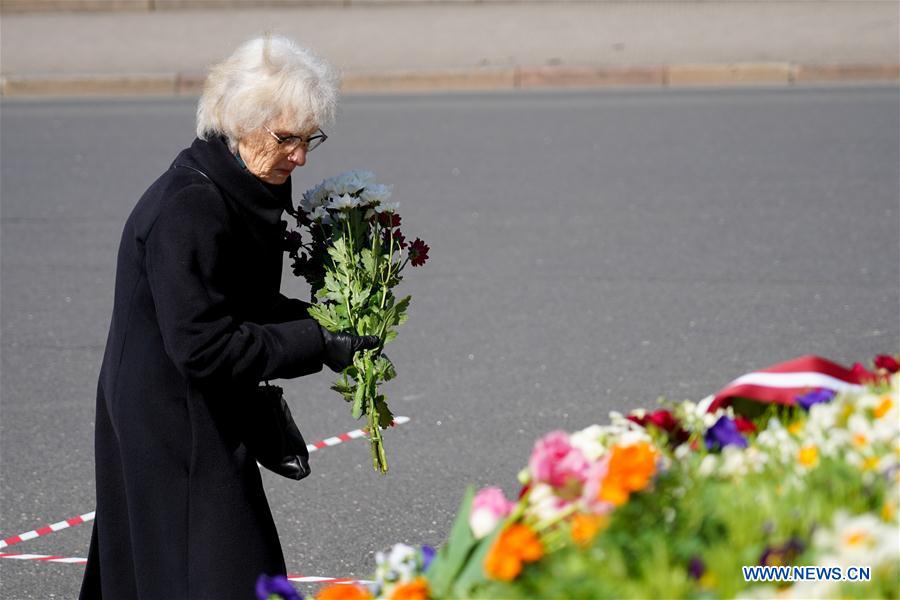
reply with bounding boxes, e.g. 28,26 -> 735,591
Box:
319,326 -> 381,372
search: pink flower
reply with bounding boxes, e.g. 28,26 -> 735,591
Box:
528,431 -> 590,499
469,487 -> 514,539
580,459 -> 614,515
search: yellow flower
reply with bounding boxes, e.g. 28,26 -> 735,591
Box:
699,572 -> 718,589
861,456 -> 880,471
787,421 -> 805,435
882,501 -> 896,523
874,396 -> 893,419
798,446 -> 819,467
843,530 -> 871,547
852,433 -> 868,448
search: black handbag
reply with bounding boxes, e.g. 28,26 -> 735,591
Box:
243,383 -> 311,481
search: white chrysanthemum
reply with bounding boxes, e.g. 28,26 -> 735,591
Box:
813,511 -> 900,568
360,183 -> 393,206
570,425 -> 606,461
299,183 -> 328,213
326,170 -> 376,196
309,205 -> 333,225
327,193 -> 361,211
374,201 -> 400,214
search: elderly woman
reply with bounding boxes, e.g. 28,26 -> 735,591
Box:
79,37 -> 378,600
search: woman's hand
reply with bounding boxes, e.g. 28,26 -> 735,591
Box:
319,327 -> 380,372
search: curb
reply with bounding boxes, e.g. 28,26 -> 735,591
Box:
2,63 -> 898,97
3,0 -> 648,12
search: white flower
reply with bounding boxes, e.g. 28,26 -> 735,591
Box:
813,511 -> 900,568
299,183 -> 328,213
374,543 -> 420,589
374,201 -> 400,214
360,183 -> 393,206
569,425 -> 606,461
327,193 -> 361,211
309,205 -> 333,225
327,170 -> 376,196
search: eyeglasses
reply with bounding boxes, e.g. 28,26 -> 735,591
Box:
263,125 -> 328,153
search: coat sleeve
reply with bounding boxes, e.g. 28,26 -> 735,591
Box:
267,293 -> 313,323
145,183 -> 325,388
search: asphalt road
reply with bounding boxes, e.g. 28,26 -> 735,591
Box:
2,86 -> 898,599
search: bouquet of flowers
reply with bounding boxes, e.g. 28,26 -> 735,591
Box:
285,170 -> 429,473
312,354 -> 899,599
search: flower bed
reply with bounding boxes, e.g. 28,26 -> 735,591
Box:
263,355 -> 900,600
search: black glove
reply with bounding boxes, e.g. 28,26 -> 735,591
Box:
319,326 -> 381,372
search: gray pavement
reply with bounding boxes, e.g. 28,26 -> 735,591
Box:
1,86 -> 899,598
1,1 -> 899,95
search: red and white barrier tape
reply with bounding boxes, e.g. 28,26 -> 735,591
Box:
0,418 -> 411,558
0,512 -> 95,550
307,416 -> 410,453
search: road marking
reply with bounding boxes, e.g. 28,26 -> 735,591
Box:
0,552 -> 88,564
287,575 -> 374,585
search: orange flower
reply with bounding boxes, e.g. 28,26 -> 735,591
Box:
570,513 -> 608,547
390,578 -> 430,600
316,584 -> 373,600
599,442 -> 658,506
484,524 -> 544,581
874,396 -> 893,419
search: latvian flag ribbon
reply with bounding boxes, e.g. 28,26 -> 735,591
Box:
708,355 -> 866,412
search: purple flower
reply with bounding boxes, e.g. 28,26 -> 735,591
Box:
255,574 -> 303,600
704,416 -> 748,451
759,538 -> 805,566
688,556 -> 705,580
421,545 -> 436,571
796,388 -> 836,411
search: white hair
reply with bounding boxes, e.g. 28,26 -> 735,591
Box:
196,35 -> 340,148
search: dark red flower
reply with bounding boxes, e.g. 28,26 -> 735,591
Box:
409,238 -> 429,267
377,212 -> 402,228
733,416 -> 757,434
383,229 -> 407,249
874,354 -> 900,374
628,410 -> 689,445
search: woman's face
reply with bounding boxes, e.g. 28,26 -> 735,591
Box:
237,114 -> 317,185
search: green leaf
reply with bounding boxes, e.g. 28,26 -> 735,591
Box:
393,295 -> 411,326
374,395 -> 394,429
384,329 -> 398,344
361,248 -> 376,275
426,486 -> 479,597
351,382 -> 365,419
307,305 -> 340,330
330,379 -> 354,402
451,522 -> 502,598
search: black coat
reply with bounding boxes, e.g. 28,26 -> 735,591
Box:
80,136 -> 325,600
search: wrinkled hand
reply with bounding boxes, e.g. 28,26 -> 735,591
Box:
319,327 -> 381,372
